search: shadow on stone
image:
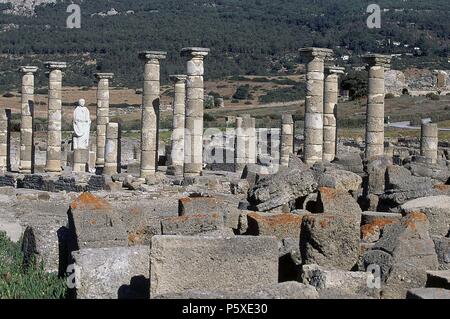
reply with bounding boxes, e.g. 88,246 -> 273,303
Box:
118,275 -> 150,299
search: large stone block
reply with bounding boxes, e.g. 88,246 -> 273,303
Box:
400,196 -> 450,237
246,212 -> 304,241
362,212 -> 439,299
72,246 -> 150,299
150,235 -> 278,297
67,193 -> 127,250
160,214 -> 224,236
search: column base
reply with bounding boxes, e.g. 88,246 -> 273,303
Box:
166,165 -> 183,176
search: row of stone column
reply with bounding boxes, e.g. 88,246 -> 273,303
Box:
299,48 -> 394,165
13,63 -> 116,175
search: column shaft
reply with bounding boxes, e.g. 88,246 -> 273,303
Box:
280,114 -> 294,167
104,122 -> 119,175
45,62 -> 67,173
421,123 -> 438,164
19,66 -> 38,173
139,51 -> 166,178
95,73 -> 113,169
181,47 -> 210,177
0,109 -> 10,173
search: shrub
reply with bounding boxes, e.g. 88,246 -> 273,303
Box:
385,93 -> 395,99
0,232 -> 66,299
426,93 -> 440,101
203,113 -> 216,122
233,85 -> 251,100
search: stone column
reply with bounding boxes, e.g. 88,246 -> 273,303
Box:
234,115 -> 256,173
167,74 -> 187,176
138,51 -> 166,178
323,66 -> 344,162
362,54 -> 391,159
45,62 -> 67,173
19,66 -> 38,174
280,114 -> 294,167
181,47 -> 210,177
94,73 -> 114,170
0,109 -> 11,173
299,47 -> 333,165
104,123 -> 119,175
421,123 -> 438,164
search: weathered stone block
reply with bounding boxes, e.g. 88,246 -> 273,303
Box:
150,235 -> 278,297
72,246 -> 150,299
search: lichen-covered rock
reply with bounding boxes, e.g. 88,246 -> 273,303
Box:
400,195 -> 450,237
363,212 -> 439,299
317,168 -> 362,194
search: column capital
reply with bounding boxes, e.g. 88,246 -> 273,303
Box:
299,47 -> 334,60
169,74 -> 187,83
181,47 -> 210,59
282,114 -> 294,124
95,73 -> 114,80
19,66 -> 38,74
325,65 -> 345,76
138,51 -> 167,62
362,54 -> 391,68
44,61 -> 67,70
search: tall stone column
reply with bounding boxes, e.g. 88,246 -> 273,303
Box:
45,62 -> 67,173
181,47 -> 210,177
167,74 -> 187,176
138,51 -> 166,178
104,122 -> 119,175
280,114 -> 294,167
94,73 -> 114,170
421,123 -> 438,164
234,115 -> 256,173
0,109 -> 11,173
323,66 -> 344,162
362,54 -> 391,159
19,66 -> 38,173
299,47 -> 333,165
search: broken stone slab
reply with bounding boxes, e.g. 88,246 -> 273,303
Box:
426,270 -> 450,289
153,282 -> 319,299
71,245 -> 150,299
150,235 -> 278,298
300,212 -> 360,270
316,168 -> 362,195
160,214 -> 224,236
406,288 -> 450,299
22,217 -> 67,274
67,193 -> 128,250
406,161 -> 450,183
246,212 -> 305,242
316,187 -> 362,220
385,165 -> 436,192
248,162 -> 317,212
178,195 -> 241,229
433,237 -> 450,270
400,195 -> 450,237
302,264 -> 380,298
360,211 -> 402,243
332,153 -> 364,175
362,212 -> 439,299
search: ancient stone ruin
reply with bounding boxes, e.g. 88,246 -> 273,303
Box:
0,47 -> 449,300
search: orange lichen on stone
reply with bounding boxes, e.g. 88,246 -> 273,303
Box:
319,187 -> 338,200
433,184 -> 450,191
129,207 -> 142,215
89,219 -> 97,226
403,211 -> 428,231
361,218 -> 397,237
70,192 -> 111,210
179,197 -> 192,205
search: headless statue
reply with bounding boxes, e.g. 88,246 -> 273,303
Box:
73,99 -> 91,150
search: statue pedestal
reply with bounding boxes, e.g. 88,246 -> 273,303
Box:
73,149 -> 89,173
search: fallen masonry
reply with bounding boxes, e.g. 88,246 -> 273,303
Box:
0,47 -> 450,300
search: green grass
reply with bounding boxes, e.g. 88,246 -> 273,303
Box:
0,232 -> 66,299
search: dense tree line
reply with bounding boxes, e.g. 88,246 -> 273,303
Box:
0,0 -> 449,91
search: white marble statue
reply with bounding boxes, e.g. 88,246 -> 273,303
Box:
73,98 -> 91,150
